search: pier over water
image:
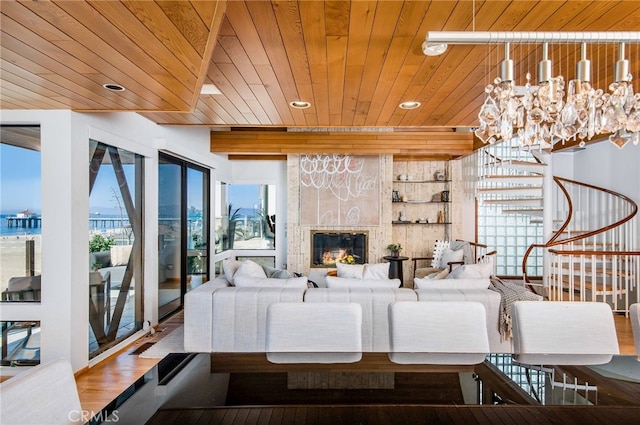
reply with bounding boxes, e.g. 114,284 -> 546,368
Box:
5,216 -> 41,229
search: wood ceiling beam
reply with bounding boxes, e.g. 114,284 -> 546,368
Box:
210,130 -> 473,157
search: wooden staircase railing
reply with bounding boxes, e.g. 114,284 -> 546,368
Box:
522,176 -> 639,314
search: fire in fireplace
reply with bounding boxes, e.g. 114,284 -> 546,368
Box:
311,231 -> 368,267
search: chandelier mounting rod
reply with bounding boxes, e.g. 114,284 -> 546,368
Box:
425,31 -> 640,45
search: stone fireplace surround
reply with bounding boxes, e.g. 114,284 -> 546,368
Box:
287,154 -> 394,276
287,154 -> 466,285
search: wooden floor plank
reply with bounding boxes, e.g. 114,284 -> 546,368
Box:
146,406 -> 640,425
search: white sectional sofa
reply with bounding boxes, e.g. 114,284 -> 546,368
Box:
183,258 -> 542,360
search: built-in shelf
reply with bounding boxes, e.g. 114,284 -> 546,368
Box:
393,180 -> 451,183
392,201 -> 450,204
392,221 -> 452,225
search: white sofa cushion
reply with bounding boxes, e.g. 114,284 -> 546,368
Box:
363,262 -> 390,279
415,288 -> 511,353
233,276 -> 308,288
511,301 -> 619,365
210,287 -> 306,352
388,301 -> 490,365
326,276 -> 401,288
184,277 -> 231,352
266,302 -> 362,363
414,277 -> 490,290
0,359 -> 83,424
304,287 -> 417,352
336,262 -> 364,279
446,262 -> 493,279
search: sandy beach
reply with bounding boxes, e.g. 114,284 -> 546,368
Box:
0,235 -> 42,293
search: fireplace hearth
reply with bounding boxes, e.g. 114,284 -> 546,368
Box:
311,231 -> 368,267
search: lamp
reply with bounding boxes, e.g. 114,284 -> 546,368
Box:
425,31 -> 640,149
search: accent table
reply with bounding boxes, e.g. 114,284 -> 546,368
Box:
382,255 -> 409,287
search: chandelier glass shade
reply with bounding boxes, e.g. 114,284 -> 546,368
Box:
423,32 -> 640,149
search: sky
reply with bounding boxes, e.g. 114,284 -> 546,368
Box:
2,141 -> 264,216
0,143 -> 42,213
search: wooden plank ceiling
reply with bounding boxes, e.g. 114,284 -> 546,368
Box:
1,1 -> 640,155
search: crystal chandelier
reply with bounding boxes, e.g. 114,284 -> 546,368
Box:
423,32 -> 640,149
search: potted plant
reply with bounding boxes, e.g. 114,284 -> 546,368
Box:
387,243 -> 402,257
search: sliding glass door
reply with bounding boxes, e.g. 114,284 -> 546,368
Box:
158,154 -> 209,320
89,140 -> 144,358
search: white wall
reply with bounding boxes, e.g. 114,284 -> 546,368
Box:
563,141 -> 640,205
554,141 -> 639,249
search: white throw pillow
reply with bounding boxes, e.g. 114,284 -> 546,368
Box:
222,259 -> 242,284
326,276 -> 401,288
414,277 -> 490,290
233,276 -> 308,288
336,263 -> 364,279
232,259 -> 267,285
438,247 -> 464,269
446,262 -> 493,279
362,262 -> 390,280
110,245 -> 132,266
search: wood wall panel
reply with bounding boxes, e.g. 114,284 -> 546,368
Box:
210,130 -> 473,157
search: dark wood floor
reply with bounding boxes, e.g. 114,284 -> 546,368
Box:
146,405 -> 640,425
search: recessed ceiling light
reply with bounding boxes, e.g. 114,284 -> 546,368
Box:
200,84 -> 221,95
399,101 -> 421,110
289,101 -> 311,109
103,83 -> 125,92
422,41 -> 448,56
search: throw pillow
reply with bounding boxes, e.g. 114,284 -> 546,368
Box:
110,245 -> 132,266
232,276 -> 308,288
362,262 -> 390,279
222,259 -> 242,284
232,259 -> 267,285
326,276 -> 401,288
423,268 -> 450,279
336,262 -> 364,279
262,265 -> 292,279
439,247 -> 464,269
446,262 -> 493,279
414,277 -> 490,290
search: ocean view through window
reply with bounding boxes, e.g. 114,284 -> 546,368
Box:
1,125 -> 42,365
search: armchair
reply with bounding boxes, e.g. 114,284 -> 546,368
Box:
411,240 -> 496,279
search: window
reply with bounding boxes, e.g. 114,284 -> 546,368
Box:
0,321 -> 41,366
1,126 -> 42,303
216,184 -> 276,252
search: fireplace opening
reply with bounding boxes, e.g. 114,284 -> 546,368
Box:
311,231 -> 368,267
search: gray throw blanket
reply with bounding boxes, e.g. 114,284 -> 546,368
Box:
489,277 -> 542,341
